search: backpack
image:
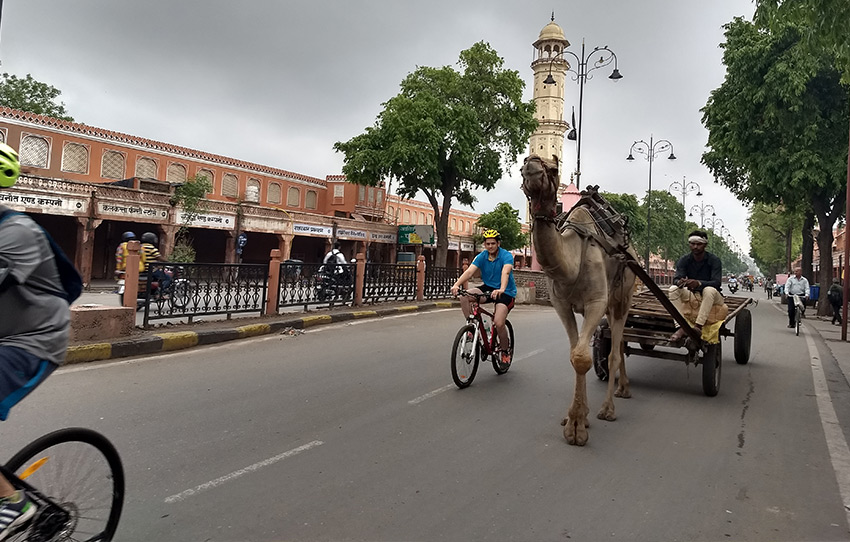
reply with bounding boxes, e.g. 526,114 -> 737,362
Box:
119,241 -> 147,272
0,209 -> 83,303
828,285 -> 842,304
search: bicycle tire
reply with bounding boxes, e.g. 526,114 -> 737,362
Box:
451,323 -> 479,388
492,320 -> 515,375
4,427 -> 125,542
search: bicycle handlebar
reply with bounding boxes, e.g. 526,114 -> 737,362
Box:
455,287 -> 490,303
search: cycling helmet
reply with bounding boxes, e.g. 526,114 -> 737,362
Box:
0,143 -> 21,188
141,232 -> 158,246
482,228 -> 501,241
122,231 -> 137,242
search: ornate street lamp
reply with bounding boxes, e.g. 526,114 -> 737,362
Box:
543,40 -> 622,189
689,201 -> 716,228
627,135 -> 676,273
705,217 -> 724,235
668,177 -> 701,217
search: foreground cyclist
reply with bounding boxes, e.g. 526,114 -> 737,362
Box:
450,229 -> 516,365
785,268 -> 810,328
0,143 -> 69,539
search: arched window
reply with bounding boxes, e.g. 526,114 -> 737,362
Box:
388,206 -> 394,216
19,135 -> 49,168
305,190 -> 318,209
61,143 -> 88,174
135,157 -> 157,178
268,182 -> 282,204
426,214 -> 432,225
420,212 -> 426,224
0,130 -> 6,143
287,186 -> 300,206
404,209 -> 411,223
222,173 -> 238,198
196,168 -> 214,184
358,186 -> 366,202
101,150 -> 125,180
166,163 -> 187,183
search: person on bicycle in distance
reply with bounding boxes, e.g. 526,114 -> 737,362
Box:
450,228 -> 516,365
0,143 -> 68,537
785,268 -> 810,328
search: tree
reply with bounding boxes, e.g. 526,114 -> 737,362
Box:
701,18 -> 848,313
748,202 -> 804,276
0,73 -> 73,121
473,202 -> 528,251
334,42 -> 537,266
169,174 -> 213,262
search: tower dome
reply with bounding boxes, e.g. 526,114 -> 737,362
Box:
538,21 -> 565,43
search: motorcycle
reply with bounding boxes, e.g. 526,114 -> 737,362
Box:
728,281 -> 738,294
315,263 -> 353,302
117,266 -> 189,311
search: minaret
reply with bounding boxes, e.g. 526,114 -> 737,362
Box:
529,14 -> 570,163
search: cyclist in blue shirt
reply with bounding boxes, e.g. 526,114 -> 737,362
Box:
451,228 -> 516,365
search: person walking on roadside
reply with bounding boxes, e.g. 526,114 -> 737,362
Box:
785,268 -> 810,328
828,278 -> 843,326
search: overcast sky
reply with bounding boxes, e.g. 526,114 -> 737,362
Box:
1,0 -> 756,253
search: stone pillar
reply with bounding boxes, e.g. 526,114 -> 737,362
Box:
278,234 -> 293,260
354,252 -> 366,306
265,248 -> 282,315
75,217 -> 101,289
123,240 -> 141,308
416,254 -> 426,301
225,230 -> 237,264
461,258 -> 469,289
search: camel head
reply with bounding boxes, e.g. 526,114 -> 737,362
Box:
521,154 -> 560,217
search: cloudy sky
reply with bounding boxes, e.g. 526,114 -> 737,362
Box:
1,0 -> 756,253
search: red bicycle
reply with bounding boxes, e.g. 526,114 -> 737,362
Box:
451,288 -> 515,388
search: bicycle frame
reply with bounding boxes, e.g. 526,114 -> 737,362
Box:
0,464 -> 69,519
465,293 -> 498,356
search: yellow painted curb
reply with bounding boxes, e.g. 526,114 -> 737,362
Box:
156,332 -> 200,351
397,306 -> 419,312
352,311 -> 378,318
302,315 -> 332,327
65,343 -> 112,364
434,301 -> 453,308
236,323 -> 271,338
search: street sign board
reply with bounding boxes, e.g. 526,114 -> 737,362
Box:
397,225 -> 434,245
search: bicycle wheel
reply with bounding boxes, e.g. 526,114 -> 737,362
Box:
795,309 -> 801,336
4,427 -> 124,542
170,279 -> 191,310
492,320 -> 515,375
451,323 -> 479,388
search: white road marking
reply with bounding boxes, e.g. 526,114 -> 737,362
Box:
802,327 -> 850,527
408,348 -> 546,405
164,440 -> 324,503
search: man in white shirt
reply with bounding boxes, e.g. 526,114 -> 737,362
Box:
784,268 -> 810,328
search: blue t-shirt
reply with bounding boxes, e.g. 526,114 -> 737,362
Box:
472,247 -> 517,298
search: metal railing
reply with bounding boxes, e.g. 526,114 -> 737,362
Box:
278,261 -> 355,310
424,266 -> 462,299
142,262 -> 268,326
361,263 -> 417,304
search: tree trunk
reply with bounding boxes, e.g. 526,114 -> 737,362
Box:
435,201 -> 450,268
785,225 -> 793,273
816,226 -> 835,316
801,212 -> 815,281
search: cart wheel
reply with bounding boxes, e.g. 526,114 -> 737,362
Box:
592,321 -> 611,381
639,342 -> 655,352
734,308 -> 752,365
702,341 -> 722,397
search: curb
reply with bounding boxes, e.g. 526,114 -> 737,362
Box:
64,301 -> 458,365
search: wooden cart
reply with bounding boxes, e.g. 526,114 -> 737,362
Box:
592,289 -> 754,397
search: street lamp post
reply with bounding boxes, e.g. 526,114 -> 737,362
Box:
668,177 -> 701,217
705,217 -> 724,236
689,201 -> 716,228
627,135 -> 676,273
544,40 -> 622,189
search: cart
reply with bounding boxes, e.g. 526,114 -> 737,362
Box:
592,270 -> 753,397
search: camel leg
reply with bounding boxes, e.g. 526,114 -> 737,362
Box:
599,314 -> 629,423
553,303 -> 590,446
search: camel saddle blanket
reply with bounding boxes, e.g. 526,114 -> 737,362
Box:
555,185 -> 631,257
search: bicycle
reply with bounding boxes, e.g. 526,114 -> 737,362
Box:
450,288 -> 515,389
791,293 -> 806,336
0,427 -> 125,541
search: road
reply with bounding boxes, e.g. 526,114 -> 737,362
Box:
5,290 -> 850,541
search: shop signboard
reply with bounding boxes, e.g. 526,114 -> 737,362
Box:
293,223 -> 333,237
398,225 -> 434,245
2,190 -> 88,215
176,210 -> 234,229
99,201 -> 169,221
370,231 -> 397,243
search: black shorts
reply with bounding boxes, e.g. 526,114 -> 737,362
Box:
478,286 -> 516,309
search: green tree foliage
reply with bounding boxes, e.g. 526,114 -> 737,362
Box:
0,73 -> 73,121
473,202 -> 527,251
169,174 -> 213,262
748,202 -> 804,276
334,42 -> 537,266
701,17 -> 848,306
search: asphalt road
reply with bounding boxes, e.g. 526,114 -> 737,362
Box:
4,291 -> 850,541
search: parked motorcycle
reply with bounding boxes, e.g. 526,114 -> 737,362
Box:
117,266 -> 189,311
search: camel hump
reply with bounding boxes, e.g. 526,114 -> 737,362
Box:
557,186 -> 633,255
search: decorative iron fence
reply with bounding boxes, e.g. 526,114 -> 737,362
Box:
361,263 -> 417,304
142,262 -> 268,326
278,261 -> 355,310
424,266 -> 462,299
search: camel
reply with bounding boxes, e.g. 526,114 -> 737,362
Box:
520,154 -> 638,446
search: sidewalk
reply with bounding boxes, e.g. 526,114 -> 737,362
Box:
66,299 -> 461,364
802,312 -> 850,382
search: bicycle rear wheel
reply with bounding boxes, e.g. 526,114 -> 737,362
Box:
4,427 -> 124,542
795,309 -> 801,336
492,320 -> 515,375
451,323 -> 479,388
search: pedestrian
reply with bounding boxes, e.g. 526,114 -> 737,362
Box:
828,278 -> 843,326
